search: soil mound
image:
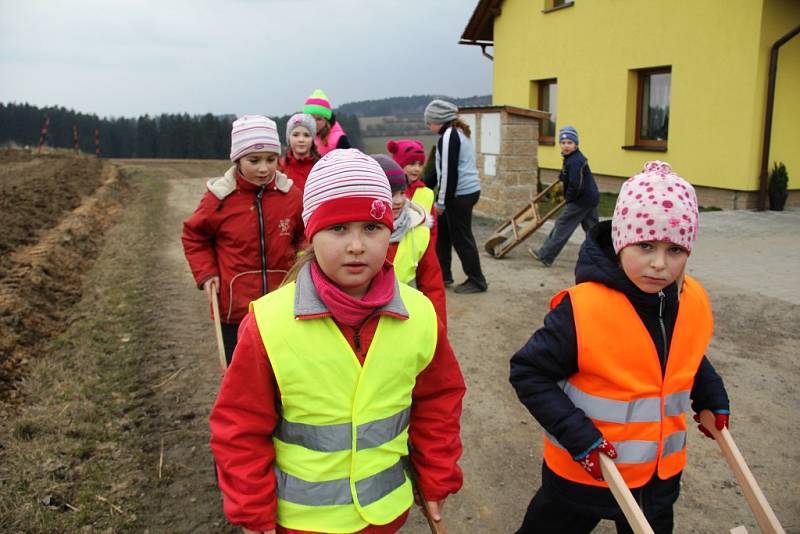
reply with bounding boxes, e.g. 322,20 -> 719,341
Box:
0,150 -> 131,400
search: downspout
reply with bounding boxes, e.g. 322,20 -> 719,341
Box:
758,25 -> 799,211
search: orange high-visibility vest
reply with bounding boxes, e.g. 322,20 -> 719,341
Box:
543,275 -> 713,488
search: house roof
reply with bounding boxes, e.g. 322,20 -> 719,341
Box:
460,0 -> 502,44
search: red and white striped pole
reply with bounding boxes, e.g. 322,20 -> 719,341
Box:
94,128 -> 101,157
73,125 -> 80,154
37,117 -> 50,153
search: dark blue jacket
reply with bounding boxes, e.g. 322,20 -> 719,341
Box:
509,221 -> 729,514
560,149 -> 599,209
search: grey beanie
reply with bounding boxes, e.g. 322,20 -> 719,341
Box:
424,99 -> 458,125
286,112 -> 317,141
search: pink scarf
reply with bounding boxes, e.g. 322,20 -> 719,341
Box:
310,260 -> 395,328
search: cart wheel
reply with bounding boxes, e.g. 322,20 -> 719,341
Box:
484,234 -> 506,258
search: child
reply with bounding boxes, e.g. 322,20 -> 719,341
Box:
510,161 -> 730,533
424,99 -> 488,294
372,154 -> 447,324
209,149 -> 465,534
303,89 -> 351,156
279,113 -> 319,192
182,115 -> 305,364
386,138 -> 438,245
530,125 -> 599,267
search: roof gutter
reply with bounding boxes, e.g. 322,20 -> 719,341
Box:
758,24 -> 799,211
458,39 -> 494,61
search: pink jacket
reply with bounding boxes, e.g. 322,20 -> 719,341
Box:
315,121 -> 347,156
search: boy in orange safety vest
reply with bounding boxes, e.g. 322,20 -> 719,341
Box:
510,161 -> 730,533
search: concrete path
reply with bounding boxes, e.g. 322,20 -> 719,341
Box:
546,207 -> 800,305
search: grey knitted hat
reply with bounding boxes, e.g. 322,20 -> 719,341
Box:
285,113 -> 317,141
424,99 -> 458,125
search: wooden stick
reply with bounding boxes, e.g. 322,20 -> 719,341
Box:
210,281 -> 227,373
699,410 -> 785,534
599,454 -> 655,534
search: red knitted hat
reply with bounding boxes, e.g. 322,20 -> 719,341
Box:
303,149 -> 394,240
387,139 -> 426,169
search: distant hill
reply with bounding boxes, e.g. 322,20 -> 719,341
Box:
338,94 -> 492,118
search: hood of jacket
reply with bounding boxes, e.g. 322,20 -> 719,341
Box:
575,220 -> 678,311
206,166 -> 294,200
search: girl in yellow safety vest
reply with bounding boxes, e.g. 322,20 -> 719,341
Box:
209,149 -> 466,534
510,161 -> 730,533
371,154 -> 447,326
386,139 -> 438,246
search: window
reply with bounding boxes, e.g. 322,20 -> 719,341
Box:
538,79 -> 557,144
636,67 -> 671,148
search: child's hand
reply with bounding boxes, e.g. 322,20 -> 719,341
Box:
426,497 -> 447,522
693,411 -> 730,439
576,438 -> 618,480
203,276 -> 220,304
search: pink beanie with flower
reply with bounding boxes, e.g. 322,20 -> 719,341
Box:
612,161 -> 699,254
302,149 -> 394,239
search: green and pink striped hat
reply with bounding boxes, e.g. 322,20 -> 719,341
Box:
303,89 -> 333,121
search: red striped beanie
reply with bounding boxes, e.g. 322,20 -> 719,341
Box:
229,115 -> 280,161
303,149 -> 393,239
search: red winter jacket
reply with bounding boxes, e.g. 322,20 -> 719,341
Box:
279,151 -> 317,193
209,268 -> 465,533
181,167 -> 305,323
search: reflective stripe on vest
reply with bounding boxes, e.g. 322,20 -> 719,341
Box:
274,406 -> 411,452
543,276 -> 712,488
253,281 -> 437,531
558,380 -> 691,423
394,225 -> 430,287
412,186 -> 435,213
276,459 -> 406,507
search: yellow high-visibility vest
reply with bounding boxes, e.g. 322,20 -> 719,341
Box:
412,186 -> 434,213
252,281 -> 438,532
393,225 -> 430,288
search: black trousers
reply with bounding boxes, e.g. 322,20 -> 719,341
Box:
436,191 -> 487,288
516,485 -> 674,534
220,322 -> 239,366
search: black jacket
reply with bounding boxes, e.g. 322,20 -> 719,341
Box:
509,221 -> 729,513
560,149 -> 599,208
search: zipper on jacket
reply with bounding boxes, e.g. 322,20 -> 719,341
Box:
255,186 -> 268,295
658,290 -> 668,372
353,332 -> 361,355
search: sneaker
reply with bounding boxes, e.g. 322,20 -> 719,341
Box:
443,277 -> 454,287
528,248 -> 552,267
453,279 -> 487,294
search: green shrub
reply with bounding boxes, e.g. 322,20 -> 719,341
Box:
768,162 -> 788,194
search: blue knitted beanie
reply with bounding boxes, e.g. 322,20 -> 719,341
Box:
559,125 -> 579,145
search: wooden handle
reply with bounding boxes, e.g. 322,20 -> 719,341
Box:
406,461 -> 446,534
699,410 -> 785,534
599,454 -> 655,534
210,282 -> 227,373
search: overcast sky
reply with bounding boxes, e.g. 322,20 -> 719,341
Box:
0,0 -> 493,119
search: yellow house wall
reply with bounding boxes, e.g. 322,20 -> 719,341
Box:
760,0 -> 800,190
492,0 -> 799,191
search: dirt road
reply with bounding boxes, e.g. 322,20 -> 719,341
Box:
1,157 -> 797,533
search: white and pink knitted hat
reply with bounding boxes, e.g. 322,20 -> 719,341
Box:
229,115 -> 281,161
612,161 -> 699,254
302,149 -> 393,239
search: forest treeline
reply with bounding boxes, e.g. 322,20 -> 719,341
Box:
338,94 -> 491,117
0,102 -> 363,159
